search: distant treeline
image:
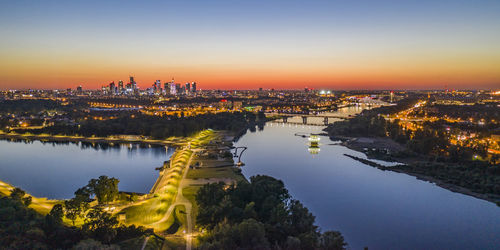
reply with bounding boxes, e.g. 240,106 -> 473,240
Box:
326,98 -> 419,138
0,99 -> 63,114
14,112 -> 265,138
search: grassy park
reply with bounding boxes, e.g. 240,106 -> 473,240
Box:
0,129 -> 247,248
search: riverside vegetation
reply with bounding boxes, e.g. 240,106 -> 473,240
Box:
325,98 -> 500,203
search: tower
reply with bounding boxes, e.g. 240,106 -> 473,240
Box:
191,82 -> 196,93
170,80 -> 177,95
118,80 -> 124,92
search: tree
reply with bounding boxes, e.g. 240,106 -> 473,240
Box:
49,204 -> 64,223
22,196 -> 32,206
82,208 -> 119,244
318,231 -> 347,250
199,219 -> 270,250
64,198 -> 84,226
10,187 -> 26,200
86,176 -> 119,204
196,175 -> 346,249
237,219 -> 269,249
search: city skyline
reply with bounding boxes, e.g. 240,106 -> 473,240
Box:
1,0 -> 500,90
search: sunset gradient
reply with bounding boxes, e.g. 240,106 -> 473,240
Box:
1,0 -> 499,90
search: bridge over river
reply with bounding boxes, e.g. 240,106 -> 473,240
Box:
265,112 -> 352,125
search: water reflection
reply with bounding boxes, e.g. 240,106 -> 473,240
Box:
0,139 -> 175,199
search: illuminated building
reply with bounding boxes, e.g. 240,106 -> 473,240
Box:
163,82 -> 169,94
191,82 -> 196,93
170,81 -> 177,95
118,80 -> 124,92
155,80 -> 161,93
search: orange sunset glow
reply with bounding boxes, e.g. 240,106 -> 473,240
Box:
1,1 -> 499,90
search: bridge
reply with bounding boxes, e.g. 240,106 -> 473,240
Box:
265,112 -> 352,125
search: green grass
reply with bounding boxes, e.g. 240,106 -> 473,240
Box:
187,166 -> 245,182
165,206 -> 182,235
121,195 -> 174,228
175,205 -> 187,233
182,187 -> 200,228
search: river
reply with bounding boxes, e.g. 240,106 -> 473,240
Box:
0,140 -> 174,199
0,108 -> 499,249
234,110 -> 500,249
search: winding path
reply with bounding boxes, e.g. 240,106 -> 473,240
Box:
151,147 -> 197,250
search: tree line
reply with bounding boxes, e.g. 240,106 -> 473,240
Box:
325,99 -> 500,199
195,175 -> 347,250
14,111 -> 265,139
0,177 -> 150,249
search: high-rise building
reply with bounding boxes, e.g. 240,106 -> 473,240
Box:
76,85 -> 83,94
191,82 -> 197,93
155,80 -> 161,93
109,81 -> 117,95
170,82 -> 177,95
185,82 -> 191,94
118,80 -> 124,92
176,83 -> 181,94
163,82 -> 169,94
129,76 -> 137,90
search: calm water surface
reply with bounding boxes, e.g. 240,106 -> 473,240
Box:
235,122 -> 500,249
0,141 -> 173,199
0,107 -> 498,249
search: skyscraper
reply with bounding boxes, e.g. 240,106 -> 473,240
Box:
118,80 -> 124,93
155,80 -> 161,93
130,76 -> 137,90
109,81 -> 117,95
185,82 -> 190,94
191,82 -> 196,93
170,81 -> 177,95
163,82 -> 169,94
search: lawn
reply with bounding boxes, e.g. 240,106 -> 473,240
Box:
182,186 -> 200,228
120,194 -> 174,230
187,166 -> 246,182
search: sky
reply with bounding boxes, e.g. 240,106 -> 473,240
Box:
0,0 -> 499,90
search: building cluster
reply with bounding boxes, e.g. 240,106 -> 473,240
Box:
97,76 -> 197,96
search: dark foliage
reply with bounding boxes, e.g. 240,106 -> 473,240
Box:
196,175 -> 346,250
17,112 -> 257,138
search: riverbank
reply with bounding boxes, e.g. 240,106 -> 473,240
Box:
0,129 -> 246,249
0,180 -> 61,215
344,154 -> 500,205
0,130 -> 186,147
109,129 -> 245,249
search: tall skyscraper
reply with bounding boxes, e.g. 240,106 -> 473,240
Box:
164,82 -> 169,94
155,80 -> 161,93
109,81 -> 117,95
130,76 -> 137,90
118,80 -> 124,92
185,82 -> 190,94
170,82 -> 177,95
191,82 -> 196,93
